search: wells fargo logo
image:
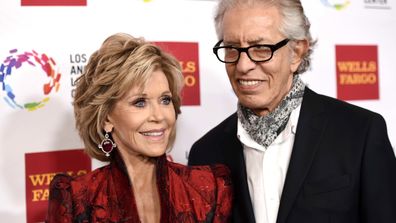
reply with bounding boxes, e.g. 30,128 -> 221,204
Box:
336,45 -> 379,100
21,0 -> 86,6
25,149 -> 91,223
154,42 -> 200,105
321,0 -> 350,10
0,49 -> 61,111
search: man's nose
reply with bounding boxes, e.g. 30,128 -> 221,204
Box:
236,51 -> 256,73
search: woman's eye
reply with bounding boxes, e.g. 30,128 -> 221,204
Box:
161,95 -> 172,105
132,98 -> 146,108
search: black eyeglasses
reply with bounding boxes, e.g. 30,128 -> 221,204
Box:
213,38 -> 290,63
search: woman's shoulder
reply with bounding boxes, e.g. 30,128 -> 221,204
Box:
47,165 -> 114,222
166,161 -> 233,221
50,164 -> 111,190
167,161 -> 231,184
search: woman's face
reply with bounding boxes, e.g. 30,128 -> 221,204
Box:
105,69 -> 176,158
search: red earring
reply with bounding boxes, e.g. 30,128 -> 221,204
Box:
98,132 -> 116,157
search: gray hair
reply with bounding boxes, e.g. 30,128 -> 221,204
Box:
214,0 -> 316,74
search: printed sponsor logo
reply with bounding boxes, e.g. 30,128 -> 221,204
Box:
69,53 -> 87,98
364,0 -> 391,9
0,49 -> 61,111
321,0 -> 351,10
336,45 -> 379,100
154,42 -> 201,106
25,149 -> 91,223
69,42 -> 200,106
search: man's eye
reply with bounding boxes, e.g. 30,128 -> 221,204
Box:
253,46 -> 271,52
161,95 -> 172,105
251,46 -> 271,56
132,98 -> 146,107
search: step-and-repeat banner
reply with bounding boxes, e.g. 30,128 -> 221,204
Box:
1,0 -> 395,222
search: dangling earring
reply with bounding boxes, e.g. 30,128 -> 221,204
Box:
98,132 -> 116,157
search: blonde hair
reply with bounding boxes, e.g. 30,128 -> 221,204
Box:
214,0 -> 316,74
74,33 -> 184,161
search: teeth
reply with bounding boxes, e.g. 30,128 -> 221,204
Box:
239,80 -> 261,86
142,131 -> 163,136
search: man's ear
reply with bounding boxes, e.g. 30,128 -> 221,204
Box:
290,39 -> 309,73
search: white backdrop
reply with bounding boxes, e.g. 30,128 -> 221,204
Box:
0,0 -> 395,222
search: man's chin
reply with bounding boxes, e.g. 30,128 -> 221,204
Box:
238,99 -> 271,116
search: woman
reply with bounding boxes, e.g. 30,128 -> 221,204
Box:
46,33 -> 232,222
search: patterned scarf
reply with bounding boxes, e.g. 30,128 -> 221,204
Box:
237,75 -> 305,148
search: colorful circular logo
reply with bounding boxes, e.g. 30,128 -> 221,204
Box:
0,49 -> 61,111
321,0 -> 350,10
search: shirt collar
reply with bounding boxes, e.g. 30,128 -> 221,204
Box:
237,104 -> 301,151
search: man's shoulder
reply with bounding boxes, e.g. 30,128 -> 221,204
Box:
194,113 -> 237,145
305,88 -> 380,119
188,113 -> 239,165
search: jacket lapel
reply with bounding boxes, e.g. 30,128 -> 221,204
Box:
110,152 -> 141,222
276,88 -> 328,223
223,114 -> 256,223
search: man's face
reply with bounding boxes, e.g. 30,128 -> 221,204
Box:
222,4 -> 304,116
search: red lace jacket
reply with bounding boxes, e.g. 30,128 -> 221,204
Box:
46,153 -> 232,223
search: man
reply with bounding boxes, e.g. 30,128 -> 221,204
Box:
188,0 -> 396,222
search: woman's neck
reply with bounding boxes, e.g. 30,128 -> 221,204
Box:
118,150 -> 161,223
